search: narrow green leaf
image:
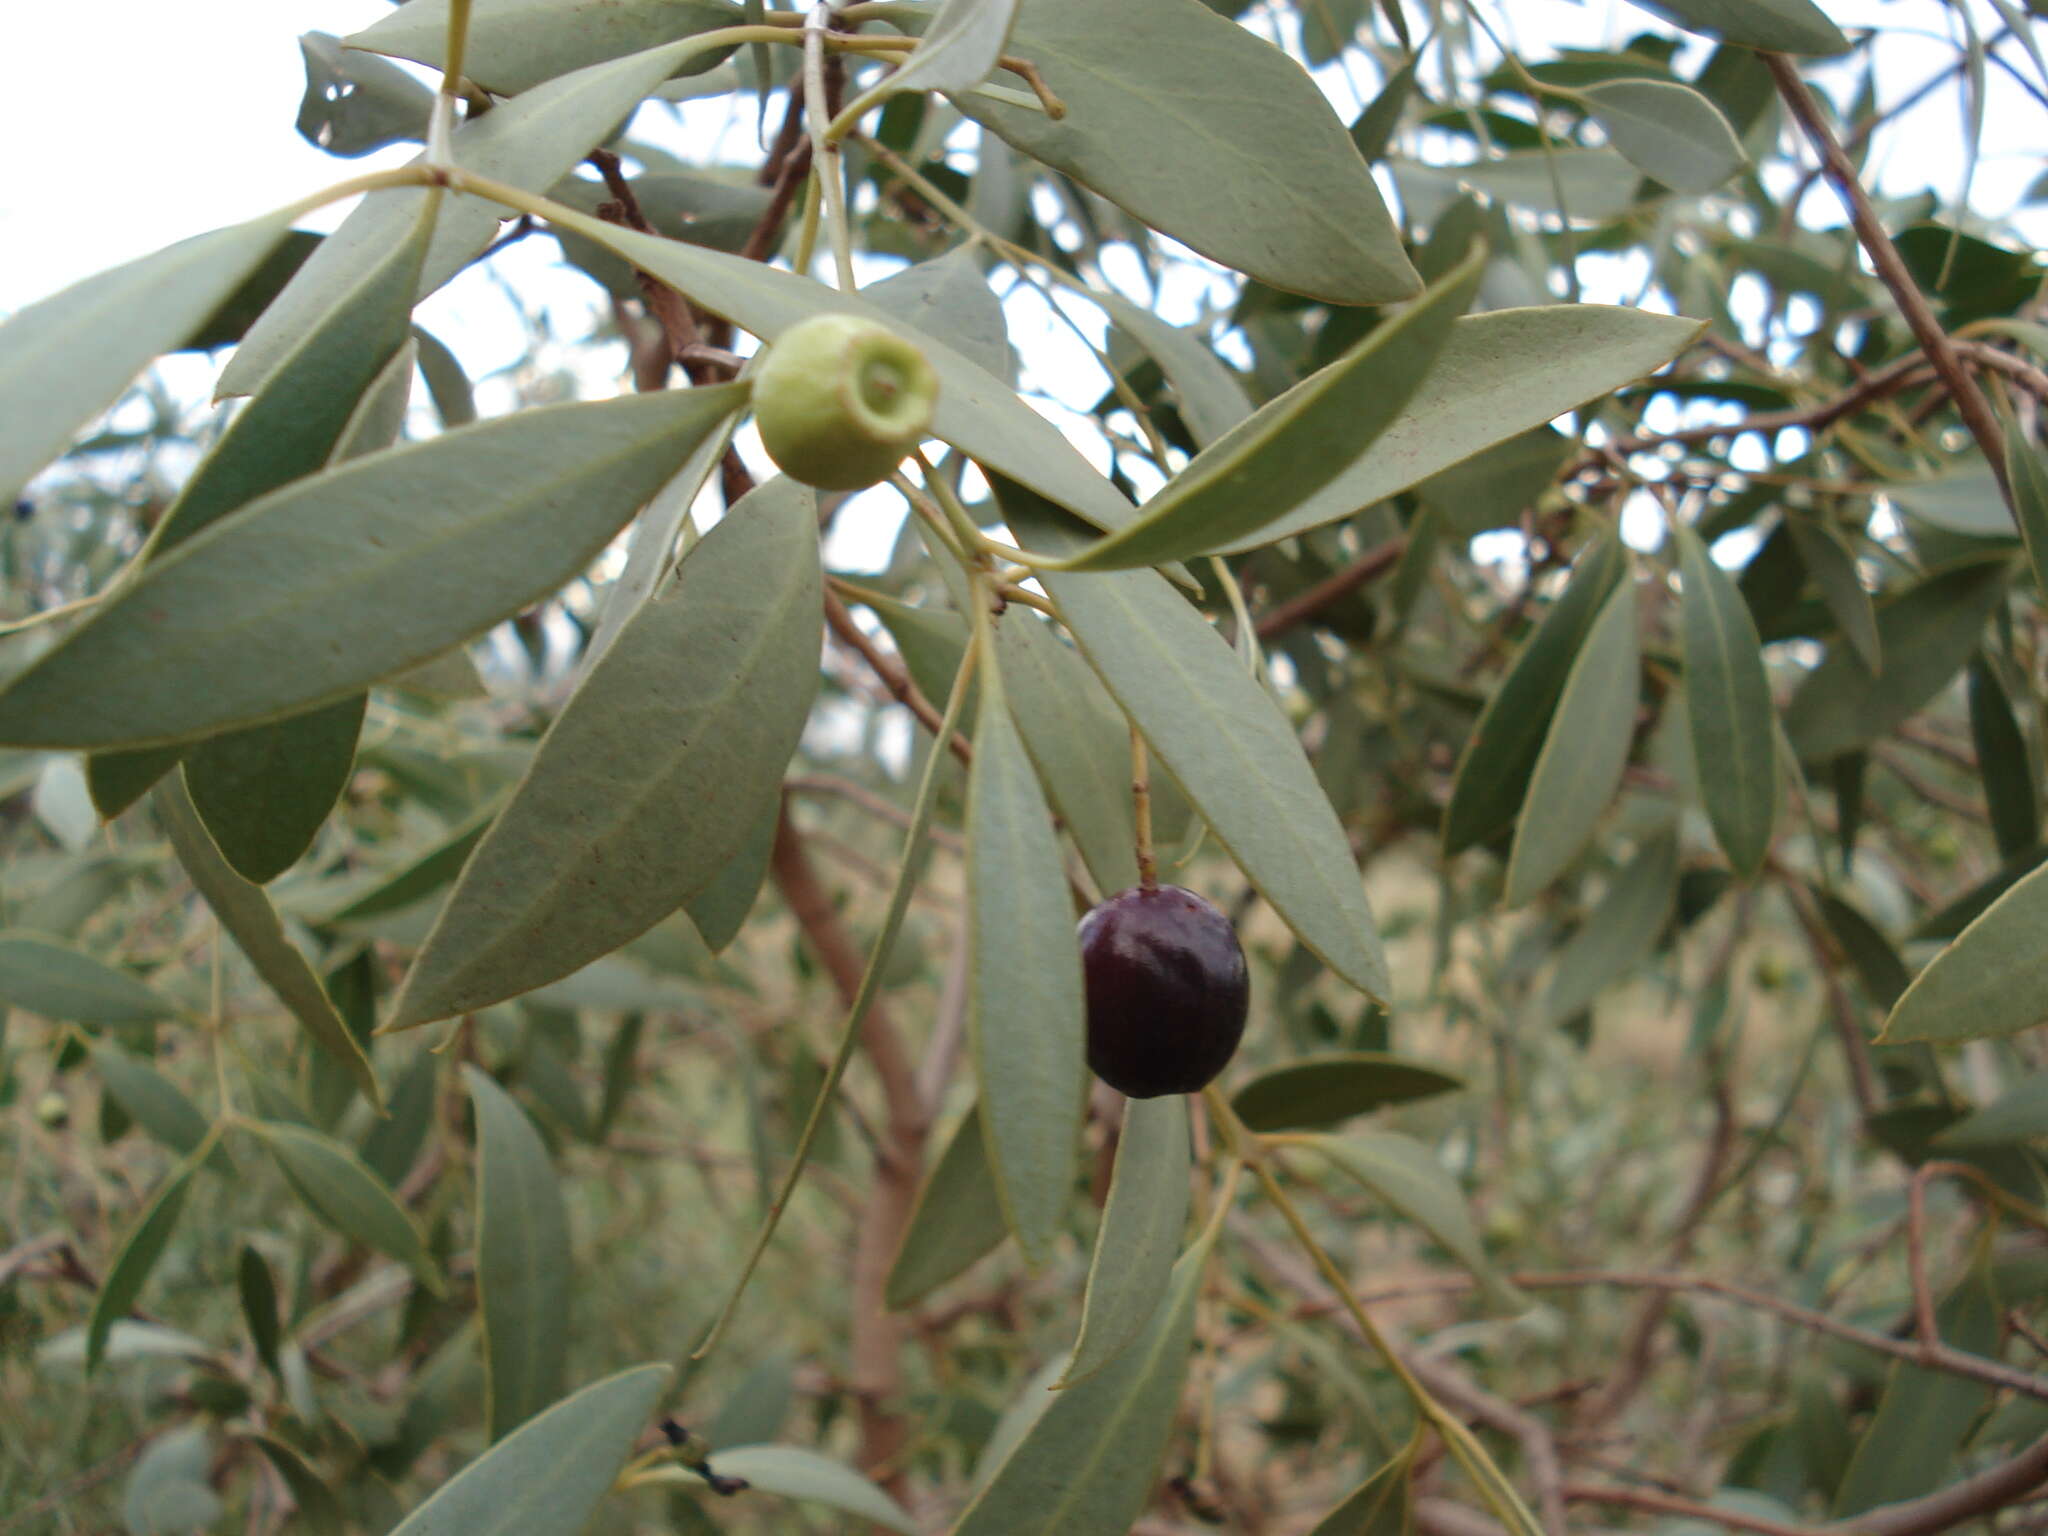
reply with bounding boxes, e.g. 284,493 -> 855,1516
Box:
237,1246 -> 283,1377
685,801 -> 778,954
1969,655 -> 2040,859
324,800 -> 501,926
1676,526 -> 1778,875
1002,483 -> 1390,1001
1624,0 -> 1849,54
953,1230 -> 1217,1536
0,931 -> 176,1026
1881,858 -> 2048,1044
1232,1052 -> 1462,1132
843,0 -> 1019,121
1351,57 -> 1419,165
387,474 -> 819,1028
947,0 -> 1418,304
695,1446 -> 918,1534
243,1434 -> 343,1536
1935,1070 -> 2048,1148
0,386 -> 748,751
86,1170 -> 194,1373
1095,292 -> 1251,450
865,592 -> 976,729
1785,516 -> 1880,673
0,213 -> 291,504
361,1049 -> 440,1187
186,696 -> 367,884
865,245 -> 1016,383
1503,577 -> 1641,905
969,646 -> 1086,1265
1308,1445 -> 1415,1536
384,1363 -> 673,1536
1055,247 -> 1483,570
1539,831 -> 1680,1027
350,0 -> 743,93
1583,79 -> 1747,193
1443,533 -> 1627,853
1833,1265 -> 1999,1514
2005,428 -> 2048,597
152,190 -> 436,560
1218,308 -> 1699,552
1302,1131 -> 1523,1309
158,780 -> 382,1110
252,1120 -> 441,1289
92,1045 -> 229,1174
1063,1096 -> 1189,1385
1813,889 -> 1910,1010
1783,556 -> 2011,762
464,1067 -> 572,1441
996,613 -> 1140,898
886,1103 -> 1013,1309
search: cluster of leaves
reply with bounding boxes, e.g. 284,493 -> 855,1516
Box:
6,0 -> 2048,1531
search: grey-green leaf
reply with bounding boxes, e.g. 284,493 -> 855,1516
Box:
953,1231 -> 1216,1536
252,1120 -> 441,1288
1539,830 -> 1680,1028
465,1067 -> 572,1440
996,613 -> 1140,897
0,931 -> 176,1026
349,0 -> 743,93
123,1425 -> 222,1536
1503,577 -> 1641,906
844,0 -> 1019,120
1969,655 -> 2040,859
1055,247 -> 1483,571
1583,79 -> 1747,193
1785,516 -> 1880,673
2005,428 -> 2048,597
865,246 -> 1016,384
1308,1448 -> 1415,1536
384,1363 -> 672,1536
1935,1070 -> 2048,1148
0,386 -> 747,751
387,475 -> 819,1028
1302,1131 -> 1523,1309
93,1045 -> 229,1174
1625,0 -> 1850,54
1063,1095 -> 1189,1385
1216,308 -> 1701,552
1783,555 -> 2011,762
1233,1052 -> 1463,1133
947,0 -> 1417,304
886,1103 -> 1013,1309
1094,292 -> 1253,449
1003,485 -> 1389,1000
0,213 -> 291,504
696,1446 -> 918,1535
186,697 -> 367,884
969,649 -> 1086,1265
1676,526 -> 1778,876
1881,859 -> 2048,1045
158,779 -> 382,1110
87,1170 -> 194,1373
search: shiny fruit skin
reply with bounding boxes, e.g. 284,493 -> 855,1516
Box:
1078,884 -> 1249,1098
750,313 -> 939,491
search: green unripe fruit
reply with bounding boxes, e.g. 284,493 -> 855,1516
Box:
751,313 -> 940,491
35,1091 -> 69,1128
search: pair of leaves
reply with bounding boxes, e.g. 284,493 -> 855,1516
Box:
388,475 -> 821,1028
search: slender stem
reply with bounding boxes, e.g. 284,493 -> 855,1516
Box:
1765,52 -> 2011,503
805,5 -> 858,291
1131,726 -> 1157,890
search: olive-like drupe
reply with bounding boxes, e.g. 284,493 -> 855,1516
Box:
1078,884 -> 1250,1098
750,312 -> 940,491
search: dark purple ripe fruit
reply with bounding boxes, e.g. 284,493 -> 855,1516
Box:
1078,885 -> 1250,1098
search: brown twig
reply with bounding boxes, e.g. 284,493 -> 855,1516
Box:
1253,536 -> 1408,641
824,588 -> 973,766
1766,52 -> 2011,502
